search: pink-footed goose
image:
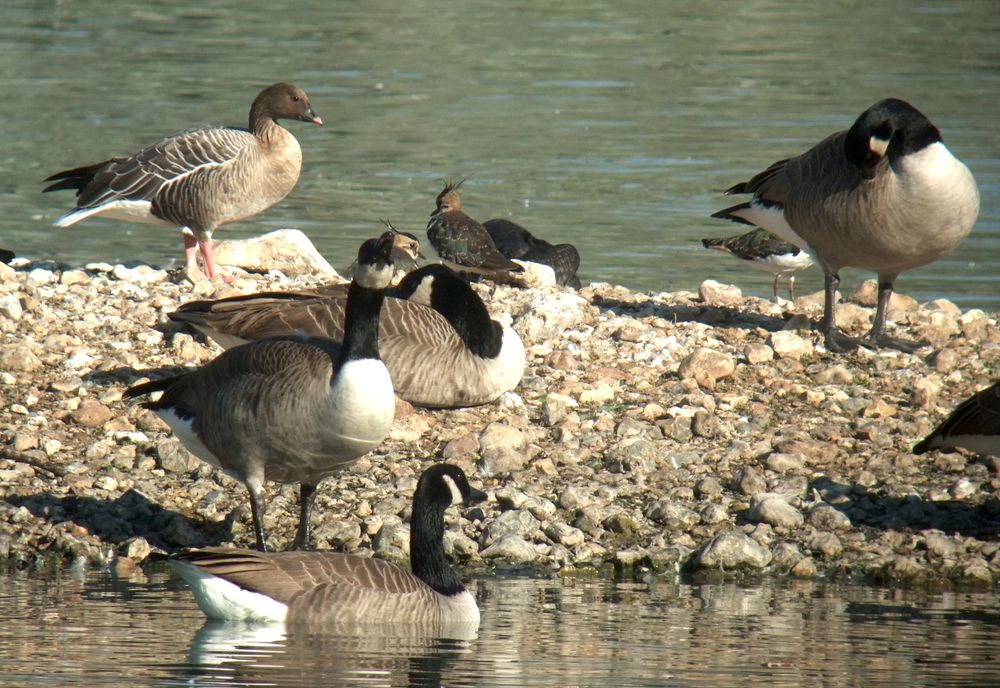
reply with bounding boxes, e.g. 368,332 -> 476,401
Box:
125,232 -> 397,552
712,98 -> 978,352
170,463 -> 485,629
168,262 -> 525,409
43,82 -> 322,280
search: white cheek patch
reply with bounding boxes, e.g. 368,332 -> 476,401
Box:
356,263 -> 394,290
441,473 -> 464,504
406,276 -> 436,307
869,135 -> 890,157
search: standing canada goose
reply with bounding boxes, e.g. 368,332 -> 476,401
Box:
701,227 -> 814,300
426,180 -> 524,277
712,98 -> 979,352
913,381 -> 1000,457
43,82 -> 323,280
124,232 -> 397,552
483,218 -> 582,288
170,463 -> 486,628
168,263 -> 526,409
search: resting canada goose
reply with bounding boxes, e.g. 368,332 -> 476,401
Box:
483,218 -> 582,288
43,83 -> 323,280
343,222 -> 424,280
169,263 -> 526,409
913,381 -> 1000,457
125,232 -> 397,551
426,180 -> 524,277
712,98 -> 979,352
701,227 -> 814,301
170,463 -> 486,628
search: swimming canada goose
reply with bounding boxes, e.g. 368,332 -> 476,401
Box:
426,180 -> 524,277
43,83 -> 323,280
913,381 -> 1000,457
169,263 -> 526,409
170,463 -> 486,628
124,232 -> 397,551
712,98 -> 979,352
701,227 -> 814,300
483,218 -> 582,288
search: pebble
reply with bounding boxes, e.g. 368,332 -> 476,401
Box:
0,259 -> 995,586
694,529 -> 772,571
748,494 -> 804,529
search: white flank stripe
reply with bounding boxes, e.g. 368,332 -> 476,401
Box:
54,200 -> 169,228
731,202 -> 808,251
171,561 -> 288,622
155,407 -> 224,472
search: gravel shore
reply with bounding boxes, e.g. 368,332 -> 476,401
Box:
1,255 -> 998,586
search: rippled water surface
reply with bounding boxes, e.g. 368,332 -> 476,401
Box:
1,564 -> 999,687
2,0 -> 998,306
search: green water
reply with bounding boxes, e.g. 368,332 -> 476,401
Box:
4,0 -> 999,307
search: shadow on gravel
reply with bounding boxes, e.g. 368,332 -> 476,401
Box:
82,364 -> 196,388
590,294 -> 795,333
7,488 -> 232,552
811,475 -> 1000,539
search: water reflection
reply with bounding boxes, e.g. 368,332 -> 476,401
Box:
1,565 -> 998,687
178,620 -> 474,687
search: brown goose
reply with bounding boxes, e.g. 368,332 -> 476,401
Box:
124,232 -> 396,552
43,83 -> 323,280
913,381 -> 1000,457
169,263 -> 526,409
712,98 -> 979,352
170,463 -> 485,628
425,180 -> 524,277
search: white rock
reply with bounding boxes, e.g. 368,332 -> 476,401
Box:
112,264 -> 168,284
748,494 -> 805,529
26,268 -> 57,286
769,331 -> 813,359
212,229 -> 339,277
0,295 -> 23,321
516,290 -> 589,343
698,279 -> 743,306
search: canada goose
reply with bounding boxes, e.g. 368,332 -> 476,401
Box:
343,222 -> 424,280
43,83 -> 323,280
170,463 -> 486,628
712,98 -> 979,352
483,218 -> 582,288
701,227 -> 814,300
426,180 -> 524,277
913,381 -> 1000,457
124,232 -> 397,551
169,263 -> 526,409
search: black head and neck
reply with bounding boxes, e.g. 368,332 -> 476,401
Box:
338,231 -> 396,367
409,463 -> 487,596
394,264 -> 504,359
844,98 -> 941,178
